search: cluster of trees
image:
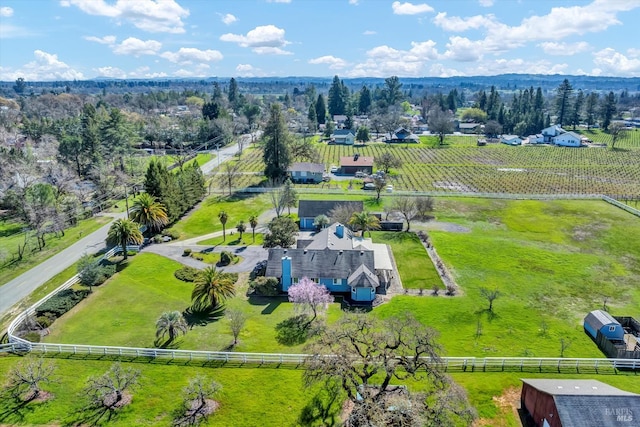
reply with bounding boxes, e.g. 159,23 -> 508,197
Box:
4,357 -> 222,425
554,79 -> 618,130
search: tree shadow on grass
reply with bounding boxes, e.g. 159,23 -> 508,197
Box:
275,315 -> 312,346
65,404 -> 117,427
297,382 -> 342,427
475,308 -> 499,323
247,295 -> 286,314
0,391 -> 35,425
183,306 -> 225,328
154,337 -> 184,349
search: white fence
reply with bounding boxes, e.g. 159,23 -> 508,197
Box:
602,196 -> 640,218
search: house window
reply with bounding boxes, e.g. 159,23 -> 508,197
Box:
609,326 -> 616,332
292,277 -> 299,284
332,278 -> 341,285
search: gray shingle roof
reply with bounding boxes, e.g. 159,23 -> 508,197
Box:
266,247 -> 375,282
522,379 -> 636,397
298,200 -> 363,219
554,395 -> 640,427
288,162 -> 324,173
348,264 -> 379,288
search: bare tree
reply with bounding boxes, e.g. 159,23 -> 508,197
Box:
415,196 -> 435,220
173,376 -> 222,427
376,152 -> 402,174
479,287 -> 500,313
267,179 -> 287,218
392,197 -> 418,231
6,356 -> 57,402
373,176 -> 386,203
608,122 -> 627,150
428,107 -> 454,145
83,363 -> 141,412
226,308 -> 247,346
329,203 -> 361,230
560,338 -> 572,358
221,161 -> 241,195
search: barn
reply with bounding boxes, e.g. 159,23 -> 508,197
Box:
584,310 -> 624,341
520,379 -> 640,427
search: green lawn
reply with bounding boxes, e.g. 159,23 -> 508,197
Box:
0,216 -> 111,287
43,253 -> 342,353
198,233 -> 264,246
0,355 -> 337,427
371,231 -> 441,290
166,194 -> 271,239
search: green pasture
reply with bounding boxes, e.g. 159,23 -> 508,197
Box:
578,128 -> 640,149
0,216 -> 110,287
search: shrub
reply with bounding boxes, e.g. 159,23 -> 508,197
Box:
183,248 -> 192,257
174,266 -> 200,282
22,332 -> 41,343
163,229 -> 180,240
36,316 -> 53,328
36,289 -> 90,319
219,251 -> 233,266
220,272 -> 239,284
249,276 -> 280,296
445,284 -> 457,296
78,255 -> 116,288
191,253 -> 205,261
153,235 -> 163,244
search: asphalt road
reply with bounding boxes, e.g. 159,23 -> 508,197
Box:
0,132 -> 260,318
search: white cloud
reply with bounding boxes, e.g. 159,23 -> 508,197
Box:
429,63 -> 463,77
0,24 -> 36,38
309,55 -> 348,69
220,25 -> 292,54
96,66 -> 126,78
349,0 -> 359,5
442,36 -> 485,62
346,40 -> 438,77
392,1 -> 434,15
478,0 -> 493,7
112,37 -> 162,56
0,49 -> 84,81
235,63 -> 267,77
84,35 -> 116,45
592,48 -> 640,77
161,47 -> 223,64
627,48 -> 640,58
464,58 -> 569,76
433,12 -> 496,32
173,64 -> 211,78
363,30 -> 376,35
0,6 -> 14,17
538,41 -> 590,56
266,0 -> 291,3
60,0 -> 189,34
221,13 -> 237,25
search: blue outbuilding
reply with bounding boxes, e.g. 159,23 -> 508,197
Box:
584,310 -> 624,341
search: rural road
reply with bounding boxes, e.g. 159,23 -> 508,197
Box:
0,132 -> 260,318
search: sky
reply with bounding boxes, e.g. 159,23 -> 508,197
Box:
0,0 -> 639,81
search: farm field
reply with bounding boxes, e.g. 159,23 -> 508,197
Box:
220,139 -> 640,196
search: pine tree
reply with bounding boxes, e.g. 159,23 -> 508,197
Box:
228,77 -> 238,110
358,85 -> 372,114
555,79 -> 573,126
307,102 -> 317,131
328,75 -> 346,116
584,92 -> 599,129
600,91 -> 617,130
315,94 -> 327,124
570,90 -> 584,129
263,104 -> 292,181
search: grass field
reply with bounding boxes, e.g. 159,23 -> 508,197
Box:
0,216 -> 110,287
166,194 -> 271,240
219,139 -> 640,196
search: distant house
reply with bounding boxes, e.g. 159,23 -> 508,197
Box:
553,131 -> 582,147
584,310 -> 624,341
520,379 -> 640,427
458,123 -> 481,134
500,135 -> 522,145
340,154 -> 374,175
541,124 -> 565,143
265,222 -> 394,303
527,134 -> 544,144
385,127 -> 420,143
297,199 -> 363,230
333,115 -> 348,127
332,129 -> 355,145
288,162 -> 324,184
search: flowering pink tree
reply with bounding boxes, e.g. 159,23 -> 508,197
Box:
288,277 -> 334,327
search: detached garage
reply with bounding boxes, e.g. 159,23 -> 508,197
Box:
584,310 -> 624,341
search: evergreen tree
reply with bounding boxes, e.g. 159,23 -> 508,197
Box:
228,77 -> 238,108
202,101 -> 220,120
584,92 -> 599,129
328,75 -> 346,116
383,76 -> 403,107
307,102 -> 317,131
263,104 -> 292,182
570,89 -> 584,129
555,79 -> 573,126
358,85 -> 372,114
600,91 -> 617,130
81,103 -> 101,168
101,108 -> 133,172
315,94 -> 327,124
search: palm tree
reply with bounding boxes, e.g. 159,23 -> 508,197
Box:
155,311 -> 188,345
106,219 -> 143,260
236,220 -> 246,241
130,193 -> 168,233
218,211 -> 228,241
191,266 -> 236,311
348,211 -> 380,237
249,215 -> 258,242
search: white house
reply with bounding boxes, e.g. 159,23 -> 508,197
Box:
541,125 -> 565,143
553,131 -> 582,147
527,134 -> 544,144
332,129 -> 355,145
500,135 -> 522,145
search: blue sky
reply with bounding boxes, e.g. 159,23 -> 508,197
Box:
0,0 -> 639,81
